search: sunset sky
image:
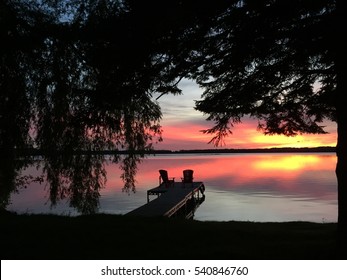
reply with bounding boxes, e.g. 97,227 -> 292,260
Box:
154,79 -> 337,151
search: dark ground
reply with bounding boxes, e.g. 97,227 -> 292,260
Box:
1,211 -> 344,260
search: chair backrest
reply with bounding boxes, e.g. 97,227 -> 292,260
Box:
182,169 -> 194,183
159,169 -> 169,183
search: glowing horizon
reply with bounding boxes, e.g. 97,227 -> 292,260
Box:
154,80 -> 337,151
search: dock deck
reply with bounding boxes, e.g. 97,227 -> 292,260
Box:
126,182 -> 205,218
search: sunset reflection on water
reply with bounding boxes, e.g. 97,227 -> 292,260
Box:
105,153 -> 337,222
8,153 -> 337,223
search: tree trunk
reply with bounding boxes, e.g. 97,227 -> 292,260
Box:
336,105 -> 347,230
335,85 -> 347,257
335,0 -> 347,255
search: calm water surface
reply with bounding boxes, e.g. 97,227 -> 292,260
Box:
8,153 -> 337,223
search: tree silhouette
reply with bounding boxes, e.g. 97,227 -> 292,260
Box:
0,0 -> 168,211
187,0 -> 347,236
0,0 -> 226,212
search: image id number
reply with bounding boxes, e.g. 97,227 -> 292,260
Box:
194,266 -> 248,276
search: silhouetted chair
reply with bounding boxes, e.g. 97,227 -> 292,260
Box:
159,169 -> 175,188
182,169 -> 194,186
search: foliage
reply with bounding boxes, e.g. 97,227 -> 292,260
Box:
181,0 -> 347,236
0,0 -> 167,211
0,0 -> 228,212
189,0 -> 336,146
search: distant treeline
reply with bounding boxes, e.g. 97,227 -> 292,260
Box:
15,146 -> 336,157
150,146 -> 336,154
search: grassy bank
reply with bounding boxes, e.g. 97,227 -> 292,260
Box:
0,212 -> 342,259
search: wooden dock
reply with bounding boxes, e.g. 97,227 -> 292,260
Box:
126,182 -> 205,218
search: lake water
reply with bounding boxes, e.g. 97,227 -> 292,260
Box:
7,153 -> 338,223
